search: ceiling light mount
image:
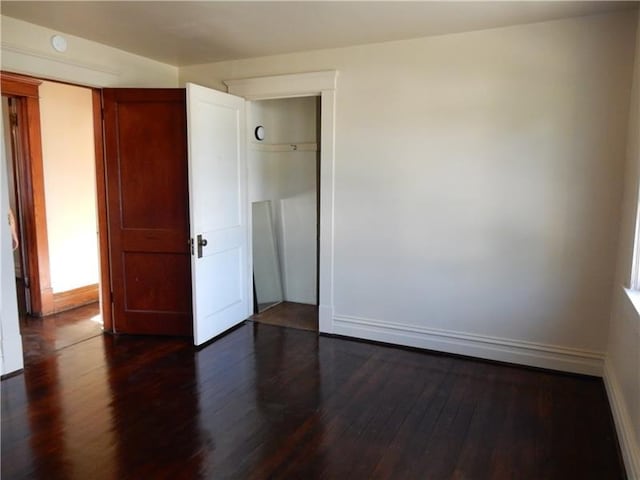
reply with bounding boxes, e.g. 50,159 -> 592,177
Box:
50,34 -> 67,53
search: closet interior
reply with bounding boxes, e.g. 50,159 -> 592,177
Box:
249,96 -> 320,331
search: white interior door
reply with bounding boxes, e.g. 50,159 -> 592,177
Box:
186,83 -> 249,346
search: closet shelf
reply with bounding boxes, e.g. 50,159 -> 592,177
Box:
250,142 -> 318,152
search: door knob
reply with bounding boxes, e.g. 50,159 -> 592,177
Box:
197,234 -> 208,258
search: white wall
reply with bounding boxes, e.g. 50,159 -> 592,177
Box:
182,11 -> 638,373
249,97 -> 318,304
39,80 -> 99,293
605,9 -> 640,479
1,15 -> 178,87
1,99 -> 24,376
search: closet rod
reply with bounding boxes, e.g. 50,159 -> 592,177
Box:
250,142 -> 318,152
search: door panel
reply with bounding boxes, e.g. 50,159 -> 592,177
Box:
186,83 -> 249,345
123,253 -> 191,311
103,89 -> 192,336
117,102 -> 189,230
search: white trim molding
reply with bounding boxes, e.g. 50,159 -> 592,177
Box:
1,41 -> 122,87
603,359 -> 640,479
224,71 -> 337,100
225,71 -> 338,334
332,314 -> 605,376
1,42 -> 121,75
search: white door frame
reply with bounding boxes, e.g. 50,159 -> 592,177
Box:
225,71 -> 337,334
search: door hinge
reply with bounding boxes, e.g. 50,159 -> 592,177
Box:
9,113 -> 18,127
110,291 -> 114,304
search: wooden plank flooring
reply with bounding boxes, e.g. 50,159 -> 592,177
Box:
19,302 -> 102,365
1,313 -> 624,479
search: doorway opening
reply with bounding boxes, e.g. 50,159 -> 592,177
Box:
1,73 -> 108,365
2,96 -> 30,317
248,96 -> 320,332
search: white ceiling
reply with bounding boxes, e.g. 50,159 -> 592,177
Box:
1,1 -> 637,66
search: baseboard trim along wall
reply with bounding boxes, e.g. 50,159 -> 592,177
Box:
603,359 -> 640,480
332,314 -> 605,376
52,283 -> 99,313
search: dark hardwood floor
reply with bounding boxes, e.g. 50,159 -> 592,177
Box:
19,302 -> 103,365
2,320 -> 624,479
251,301 -> 318,331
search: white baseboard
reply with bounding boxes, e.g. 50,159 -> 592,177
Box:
332,314 -> 605,376
603,359 -> 640,480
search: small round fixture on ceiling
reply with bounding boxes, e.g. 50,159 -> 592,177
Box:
255,125 -> 265,141
51,34 -> 67,53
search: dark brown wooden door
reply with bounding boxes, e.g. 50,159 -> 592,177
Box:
103,89 -> 192,336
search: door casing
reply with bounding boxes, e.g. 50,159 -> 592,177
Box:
1,72 -> 52,316
225,71 -> 338,334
